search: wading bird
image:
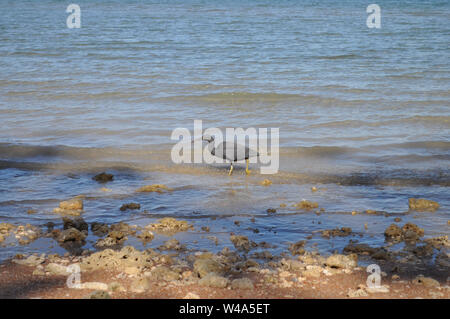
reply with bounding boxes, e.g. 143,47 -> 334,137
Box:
202,135 -> 259,175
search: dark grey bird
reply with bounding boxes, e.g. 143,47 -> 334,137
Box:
202,135 -> 258,175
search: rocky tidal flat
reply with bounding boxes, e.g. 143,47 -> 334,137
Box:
0,185 -> 448,299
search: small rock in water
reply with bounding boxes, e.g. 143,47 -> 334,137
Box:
294,200 -> 318,210
92,172 -> 114,183
120,203 -> 141,211
146,217 -> 193,235
137,184 -> 171,193
408,198 -> 439,212
63,216 -> 88,233
384,224 -> 402,240
230,235 -> 254,252
91,222 -> 109,236
321,227 -> 352,238
260,179 -> 272,186
136,230 -> 154,244
53,197 -> 84,216
57,228 -> 87,243
289,240 -> 306,256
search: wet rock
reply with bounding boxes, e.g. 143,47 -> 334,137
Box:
120,203 -> 141,211
409,198 -> 439,212
57,228 -> 86,243
27,209 -> 37,215
53,197 -> 84,216
325,254 -> 357,269
260,179 -> 272,186
137,184 -> 171,193
194,257 -> 225,278
365,209 -> 378,215
424,236 -> 449,249
266,208 -> 276,214
288,240 -> 306,255
231,278 -> 254,290
230,235 -> 255,252
110,222 -> 134,235
294,200 -> 318,210
412,244 -> 434,257
63,217 -> 88,233
15,224 -> 41,245
384,224 -> 402,240
91,222 -> 109,237
198,273 -> 229,288
401,223 -> 424,242
343,243 -> 376,255
87,290 -> 111,299
146,218 -> 193,235
136,230 -> 154,244
92,172 -> 114,183
159,238 -> 184,251
412,275 -> 440,288
371,248 -> 390,260
321,227 -> 352,238
0,223 -> 15,234
95,229 -> 127,248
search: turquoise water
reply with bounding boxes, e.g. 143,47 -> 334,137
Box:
0,0 -> 449,261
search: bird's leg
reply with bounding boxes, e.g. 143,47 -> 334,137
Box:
245,159 -> 251,175
228,162 -> 233,176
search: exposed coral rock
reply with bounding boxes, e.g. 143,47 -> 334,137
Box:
198,273 -> 229,288
409,198 -> 439,212
412,275 -> 440,288
146,218 -> 193,235
194,257 -> 225,278
325,254 -> 357,269
294,200 -> 318,210
53,198 -> 84,216
231,278 -> 254,289
321,227 -> 352,238
57,228 -> 86,243
137,184 -> 171,193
